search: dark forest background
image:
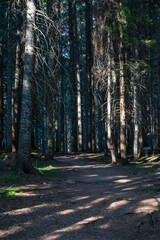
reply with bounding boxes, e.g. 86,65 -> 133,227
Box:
0,0 -> 160,173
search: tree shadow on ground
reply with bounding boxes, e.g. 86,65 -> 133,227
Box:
0,153 -> 160,240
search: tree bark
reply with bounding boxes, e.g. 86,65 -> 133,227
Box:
17,0 -> 37,174
119,1 -> 127,161
73,1 -> 82,151
68,0 -> 77,152
6,1 -> 12,152
107,31 -> 117,164
0,38 -> 4,151
85,0 -> 93,151
12,1 -> 24,152
152,0 -> 159,154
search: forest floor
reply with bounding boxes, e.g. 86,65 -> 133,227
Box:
1,153 -> 160,240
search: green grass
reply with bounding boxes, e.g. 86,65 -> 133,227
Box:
86,153 -> 110,164
0,191 -> 23,198
121,164 -> 141,173
135,160 -> 145,165
1,186 -> 22,191
31,150 -> 42,155
0,158 -> 59,181
138,154 -> 160,163
33,160 -> 59,179
31,151 -> 38,155
152,172 -> 160,177
0,186 -> 23,198
0,173 -> 23,183
120,163 -> 153,175
0,191 -> 16,198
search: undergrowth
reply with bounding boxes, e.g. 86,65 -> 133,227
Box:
33,159 -> 59,179
0,186 -> 23,198
0,173 -> 23,183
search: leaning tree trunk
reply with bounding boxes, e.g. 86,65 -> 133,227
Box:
17,0 -> 37,174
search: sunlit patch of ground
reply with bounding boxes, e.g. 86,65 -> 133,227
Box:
1,153 -> 160,240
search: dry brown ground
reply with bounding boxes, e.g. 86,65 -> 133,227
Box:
1,153 -> 160,240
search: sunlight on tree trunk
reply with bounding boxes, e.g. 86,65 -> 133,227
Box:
119,1 -> 127,161
17,0 -> 37,174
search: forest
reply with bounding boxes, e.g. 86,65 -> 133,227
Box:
1,0 -> 160,239
0,0 -> 160,172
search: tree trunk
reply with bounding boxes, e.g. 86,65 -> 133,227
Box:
12,1 -> 24,152
133,63 -> 139,160
0,38 -> 4,151
17,0 -> 37,174
73,1 -> 82,151
6,1 -> 12,152
132,44 -> 141,160
119,1 -> 127,161
85,0 -> 93,151
58,0 -> 65,152
60,73 -> 65,152
107,31 -> 117,164
46,104 -> 53,155
68,0 -> 77,152
152,0 -> 159,154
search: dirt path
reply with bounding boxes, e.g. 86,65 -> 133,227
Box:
1,153 -> 160,240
